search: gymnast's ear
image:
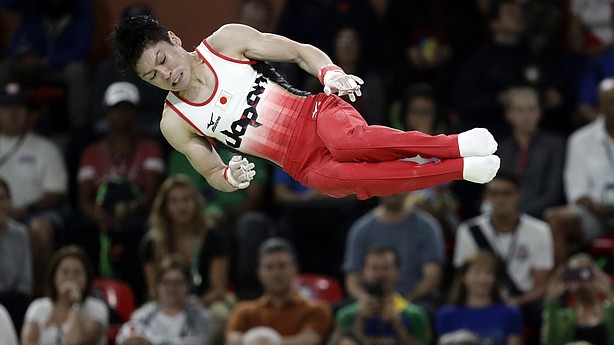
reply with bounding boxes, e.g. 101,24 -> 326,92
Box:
168,31 -> 182,46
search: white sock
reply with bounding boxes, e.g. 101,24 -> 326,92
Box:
463,155 -> 500,184
458,128 -> 498,157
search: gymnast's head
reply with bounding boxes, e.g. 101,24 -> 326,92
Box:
111,16 -> 193,92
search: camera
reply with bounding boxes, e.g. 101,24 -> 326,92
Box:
563,266 -> 594,283
363,280 -> 384,298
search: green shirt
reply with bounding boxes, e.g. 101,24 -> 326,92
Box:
542,297 -> 614,345
335,294 -> 431,345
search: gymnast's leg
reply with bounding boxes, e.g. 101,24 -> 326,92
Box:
304,155 -> 499,200
315,96 -> 497,162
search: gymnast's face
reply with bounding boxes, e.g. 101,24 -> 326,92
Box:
136,31 -> 192,91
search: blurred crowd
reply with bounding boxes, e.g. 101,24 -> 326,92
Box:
0,0 -> 614,345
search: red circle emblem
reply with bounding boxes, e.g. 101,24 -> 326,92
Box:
220,96 -> 227,105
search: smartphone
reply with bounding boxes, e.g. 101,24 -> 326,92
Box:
363,280 -> 384,298
563,266 -> 594,282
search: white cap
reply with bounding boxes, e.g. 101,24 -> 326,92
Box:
115,321 -> 153,345
103,82 -> 140,107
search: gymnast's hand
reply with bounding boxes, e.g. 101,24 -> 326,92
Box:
321,67 -> 364,102
225,155 -> 256,189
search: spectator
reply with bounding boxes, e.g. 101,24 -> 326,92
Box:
0,177 -> 32,336
242,327 -> 282,345
167,147 -> 272,301
343,192 -> 445,316
116,320 -> 154,345
545,77 -> 614,265
72,81 -> 164,291
437,330 -> 480,345
453,172 -> 554,338
382,0 -> 455,104
571,0 -> 614,124
275,0 -> 380,86
141,175 -> 231,344
0,0 -> 95,131
567,0 -> 614,59
326,329 -> 368,345
272,166 -> 363,280
336,246 -> 432,345
226,237 -> 332,345
454,0 -> 565,138
0,81 -> 67,297
21,245 -> 108,345
129,256 -> 214,345
303,26 -> 387,125
498,86 -> 565,218
390,83 -> 459,235
437,250 -> 523,345
0,304 -> 19,345
237,0 -> 274,33
89,4 -> 167,138
542,253 -> 614,345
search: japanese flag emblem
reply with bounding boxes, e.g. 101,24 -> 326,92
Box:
214,90 -> 233,112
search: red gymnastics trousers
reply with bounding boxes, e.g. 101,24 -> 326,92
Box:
281,93 -> 463,200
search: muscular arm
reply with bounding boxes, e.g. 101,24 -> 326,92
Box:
161,109 -> 235,192
207,24 -> 334,78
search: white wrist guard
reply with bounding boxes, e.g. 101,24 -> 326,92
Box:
224,155 -> 256,189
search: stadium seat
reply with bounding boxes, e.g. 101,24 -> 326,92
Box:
584,235 -> 614,257
93,278 -> 136,345
294,273 -> 344,303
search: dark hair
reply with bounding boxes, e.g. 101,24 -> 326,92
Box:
110,15 -> 171,75
258,237 -> 297,265
155,255 -> 192,285
46,245 -> 95,302
488,0 -> 518,21
396,82 -> 444,133
363,246 -> 401,269
449,250 -> 503,305
402,83 -> 435,106
490,170 -> 521,190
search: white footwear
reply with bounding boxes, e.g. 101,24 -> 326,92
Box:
463,155 -> 500,184
458,128 -> 498,157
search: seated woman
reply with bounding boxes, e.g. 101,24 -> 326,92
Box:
129,255 -> 214,345
542,253 -> 614,345
436,250 -> 523,345
21,245 -> 108,345
140,175 -> 231,343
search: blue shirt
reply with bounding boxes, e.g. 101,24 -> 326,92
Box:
437,303 -> 523,345
342,208 -> 445,295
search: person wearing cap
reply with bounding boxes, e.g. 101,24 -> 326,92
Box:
72,81 -> 164,286
0,81 -> 68,297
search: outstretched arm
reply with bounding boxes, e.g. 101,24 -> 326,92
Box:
207,24 -> 363,100
161,109 -> 254,191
